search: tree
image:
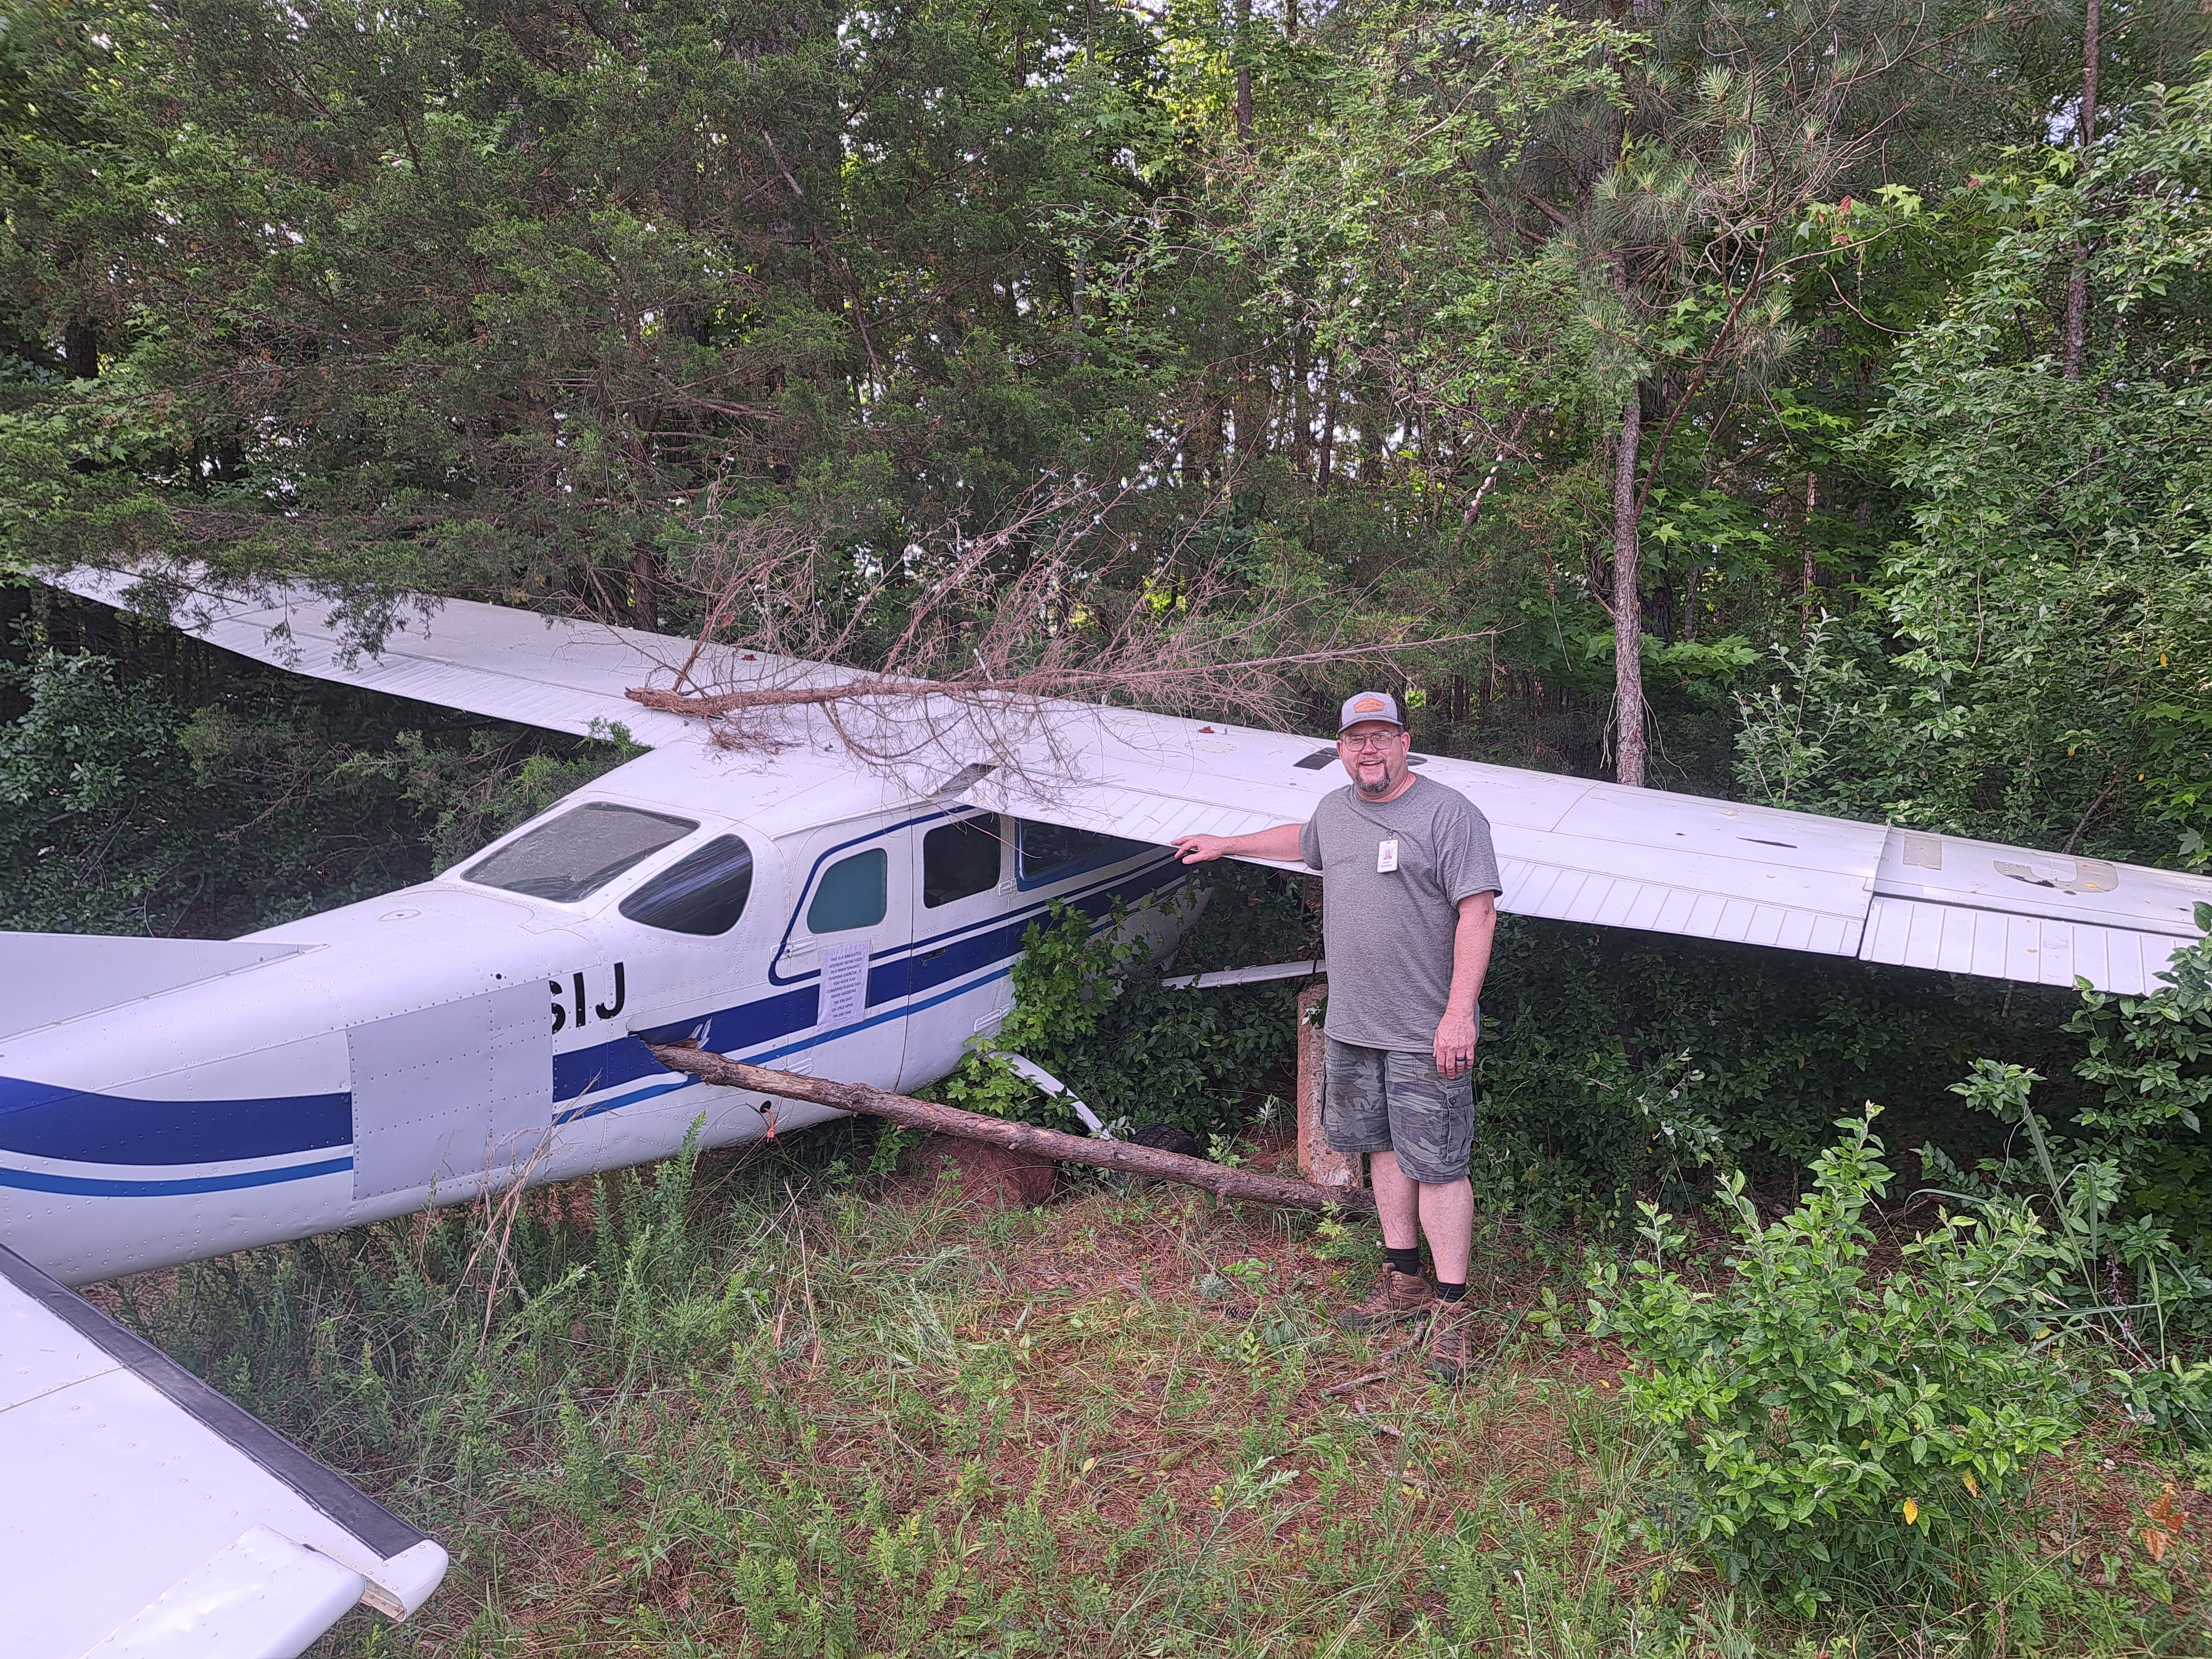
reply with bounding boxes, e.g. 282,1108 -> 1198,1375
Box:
1735,58 -> 2212,860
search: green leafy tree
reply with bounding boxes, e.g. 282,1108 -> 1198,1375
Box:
1736,58 -> 2212,860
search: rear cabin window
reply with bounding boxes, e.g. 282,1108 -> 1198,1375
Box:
463,803 -> 698,903
922,818 -> 1001,908
807,847 -> 888,932
619,835 -> 755,936
1017,821 -> 1149,886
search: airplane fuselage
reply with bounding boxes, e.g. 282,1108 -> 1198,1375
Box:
0,739 -> 1189,1283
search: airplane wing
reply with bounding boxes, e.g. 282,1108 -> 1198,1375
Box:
48,569 -> 2212,995
956,711 -> 2212,997
51,566 -> 796,750
0,1242 -> 446,1657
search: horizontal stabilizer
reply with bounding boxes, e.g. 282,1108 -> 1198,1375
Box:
0,1242 -> 447,1656
0,934 -> 310,1041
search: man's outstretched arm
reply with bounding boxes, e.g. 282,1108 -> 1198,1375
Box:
1171,824 -> 1305,864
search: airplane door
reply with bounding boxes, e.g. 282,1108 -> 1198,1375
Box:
772,819 -> 917,1090
897,811 -> 1015,1091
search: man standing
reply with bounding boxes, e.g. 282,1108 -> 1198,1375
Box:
1171,692 -> 1501,1383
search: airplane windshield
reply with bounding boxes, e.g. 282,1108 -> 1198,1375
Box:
462,802 -> 700,903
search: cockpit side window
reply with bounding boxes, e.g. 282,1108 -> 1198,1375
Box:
807,847 -> 888,932
462,802 -> 699,903
620,835 -> 755,936
1016,820 -> 1147,887
923,817 -> 1001,908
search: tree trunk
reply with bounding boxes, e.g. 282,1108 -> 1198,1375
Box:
1316,364 -> 1338,493
1071,250 -> 1086,364
645,1047 -> 1378,1215
1357,377 -> 1382,485
1802,468 -> 1820,622
632,542 -> 660,633
1234,0 -> 1253,144
2062,0 -> 2100,382
61,315 -> 97,379
1612,391 -> 1646,787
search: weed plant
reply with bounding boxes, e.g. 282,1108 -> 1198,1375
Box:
933,870 -> 1317,1144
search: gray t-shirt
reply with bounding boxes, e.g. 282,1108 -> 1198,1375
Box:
1299,773 -> 1502,1051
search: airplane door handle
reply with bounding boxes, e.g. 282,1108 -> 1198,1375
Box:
919,947 -> 948,961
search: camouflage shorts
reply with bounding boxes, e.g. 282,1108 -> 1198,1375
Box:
1321,1036 -> 1475,1185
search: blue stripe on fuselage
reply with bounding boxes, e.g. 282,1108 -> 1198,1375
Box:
0,857 -> 1187,1178
0,1154 -> 354,1197
551,854 -> 1187,1103
0,1075 -> 352,1165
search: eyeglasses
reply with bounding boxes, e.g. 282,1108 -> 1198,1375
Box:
1338,734 -> 1404,752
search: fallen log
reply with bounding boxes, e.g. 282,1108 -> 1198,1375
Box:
645,1045 -> 1375,1216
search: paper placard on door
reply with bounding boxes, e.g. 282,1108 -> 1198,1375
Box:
818,941 -> 871,1029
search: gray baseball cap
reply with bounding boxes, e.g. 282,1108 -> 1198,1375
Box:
1338,691 -> 1406,732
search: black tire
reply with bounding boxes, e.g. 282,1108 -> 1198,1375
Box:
1128,1123 -> 1206,1161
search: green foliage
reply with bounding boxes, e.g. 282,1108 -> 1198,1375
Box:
1737,62 -> 2212,862
0,616 -> 636,936
2063,907 -> 2212,1234
934,866 -> 1314,1142
1466,914 -> 2076,1231
1596,1110 -> 2083,1616
1918,914 -> 2212,1298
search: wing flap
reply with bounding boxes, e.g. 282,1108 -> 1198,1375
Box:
0,1243 -> 447,1656
970,713 -> 1887,959
1858,894 -> 2188,995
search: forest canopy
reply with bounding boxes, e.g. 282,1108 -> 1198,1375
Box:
1,0 -> 2206,854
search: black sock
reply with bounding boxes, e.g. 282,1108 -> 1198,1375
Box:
1436,1281 -> 1467,1304
1384,1246 -> 1424,1279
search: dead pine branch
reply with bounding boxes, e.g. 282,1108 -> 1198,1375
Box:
645,1046 -> 1378,1216
616,465 -> 1491,795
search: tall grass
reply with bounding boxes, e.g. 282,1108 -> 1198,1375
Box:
100,1120 -> 2202,1657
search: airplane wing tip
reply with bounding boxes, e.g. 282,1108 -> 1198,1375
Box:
365,1537 -> 452,1620
0,1241 -> 449,1656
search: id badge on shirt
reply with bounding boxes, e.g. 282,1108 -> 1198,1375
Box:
1376,837 -> 1400,874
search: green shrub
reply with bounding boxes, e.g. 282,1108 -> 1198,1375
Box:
1593,1109 -> 2082,1615
1467,916 -> 2081,1234
2059,905 -> 2212,1238
1936,1058 -> 2212,1352
933,881 -> 1305,1143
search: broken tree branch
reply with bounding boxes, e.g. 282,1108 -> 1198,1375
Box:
646,1046 -> 1376,1215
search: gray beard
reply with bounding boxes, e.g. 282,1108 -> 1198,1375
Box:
1355,775 -> 1396,799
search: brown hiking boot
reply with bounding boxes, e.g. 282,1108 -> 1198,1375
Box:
1337,1268 -> 1437,1333
1425,1299 -> 1480,1384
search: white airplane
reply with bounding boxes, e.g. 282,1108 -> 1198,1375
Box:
5,565 -> 2210,1653
13,565 -> 2212,1285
